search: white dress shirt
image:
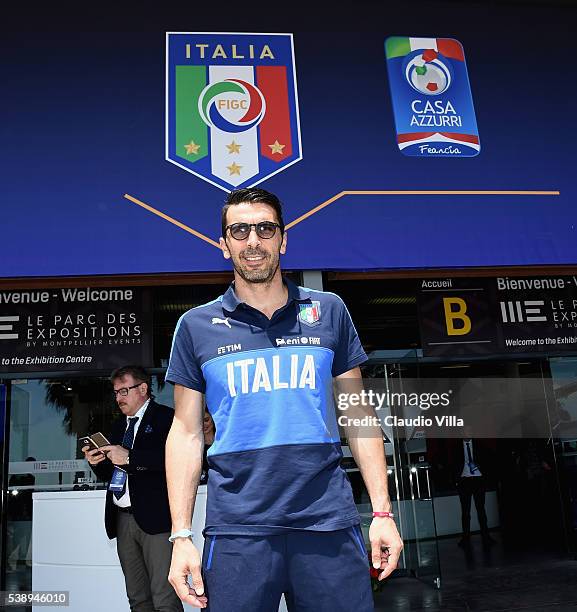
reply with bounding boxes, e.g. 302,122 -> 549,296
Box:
461,439 -> 482,478
113,399 -> 150,508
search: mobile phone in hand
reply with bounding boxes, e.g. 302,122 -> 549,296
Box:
80,432 -> 110,452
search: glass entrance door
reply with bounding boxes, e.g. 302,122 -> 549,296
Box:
350,353 -> 442,589
386,360 -> 441,588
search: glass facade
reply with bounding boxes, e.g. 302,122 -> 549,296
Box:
325,275 -> 577,573
1,271 -> 577,607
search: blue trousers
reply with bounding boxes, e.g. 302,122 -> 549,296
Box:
201,526 -> 374,612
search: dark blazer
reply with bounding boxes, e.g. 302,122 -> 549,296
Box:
444,438 -> 496,487
90,400 -> 174,539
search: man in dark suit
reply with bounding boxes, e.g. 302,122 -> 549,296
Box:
83,365 -> 182,612
447,426 -> 495,547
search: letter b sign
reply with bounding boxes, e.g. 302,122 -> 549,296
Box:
443,297 -> 472,336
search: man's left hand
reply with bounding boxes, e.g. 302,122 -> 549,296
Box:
369,517 -> 403,580
99,445 -> 129,466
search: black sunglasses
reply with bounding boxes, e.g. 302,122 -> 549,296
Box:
226,222 -> 282,241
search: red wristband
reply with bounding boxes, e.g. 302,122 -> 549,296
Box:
372,511 -> 394,518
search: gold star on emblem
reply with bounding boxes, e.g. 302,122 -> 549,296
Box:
184,140 -> 201,155
226,140 -> 242,154
227,162 -> 242,176
268,140 -> 286,155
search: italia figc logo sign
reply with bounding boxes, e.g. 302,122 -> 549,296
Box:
166,32 -> 302,192
385,36 -> 480,157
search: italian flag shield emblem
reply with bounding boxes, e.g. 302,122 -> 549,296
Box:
166,33 -> 302,191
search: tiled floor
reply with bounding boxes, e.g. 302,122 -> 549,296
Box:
5,533 -> 577,611
374,533 -> 577,612
4,563 -> 32,612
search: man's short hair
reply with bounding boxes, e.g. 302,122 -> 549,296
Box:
110,365 -> 152,397
221,188 -> 285,238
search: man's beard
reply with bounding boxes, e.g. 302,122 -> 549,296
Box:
232,248 -> 280,284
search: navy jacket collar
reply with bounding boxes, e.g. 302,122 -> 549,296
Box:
222,277 -> 312,312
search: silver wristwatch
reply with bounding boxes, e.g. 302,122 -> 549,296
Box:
169,529 -> 193,543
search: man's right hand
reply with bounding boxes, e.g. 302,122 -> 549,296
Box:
168,538 -> 207,608
81,446 -> 107,466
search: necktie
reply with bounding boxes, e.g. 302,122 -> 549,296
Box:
113,416 -> 138,499
466,441 -> 477,474
123,416 -> 139,449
